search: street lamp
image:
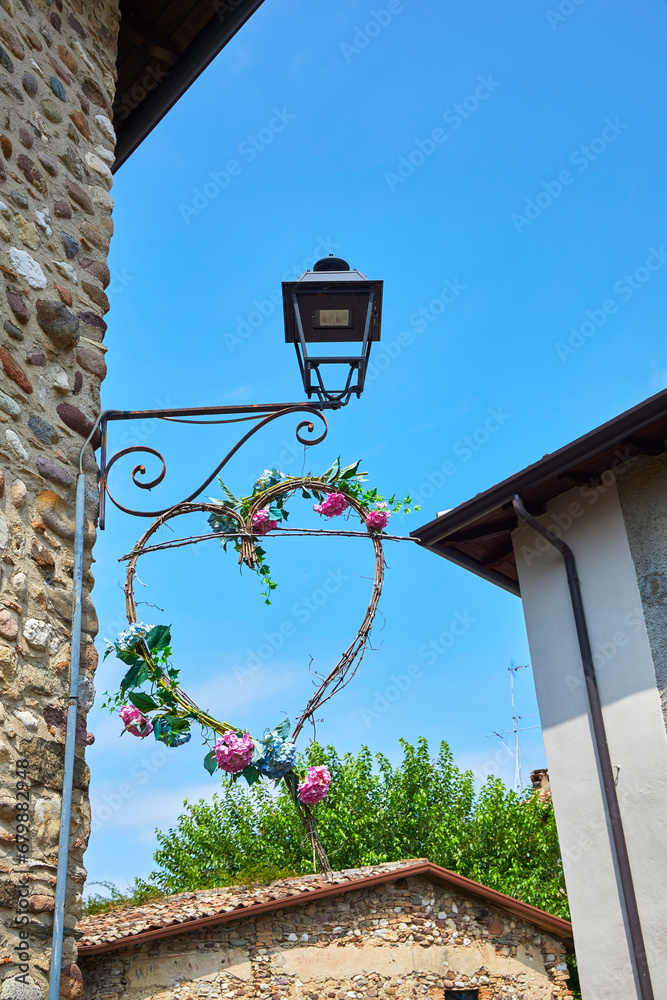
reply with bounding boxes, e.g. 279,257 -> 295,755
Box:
283,255 -> 383,406
96,253 -> 383,527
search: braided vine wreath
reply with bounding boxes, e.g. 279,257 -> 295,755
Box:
103,464 -> 417,872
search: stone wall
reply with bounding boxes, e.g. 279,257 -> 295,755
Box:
617,449 -> 667,732
80,877 -> 572,1000
0,0 -> 119,995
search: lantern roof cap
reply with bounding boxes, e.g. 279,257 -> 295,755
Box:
297,268 -> 368,284
294,254 -> 368,283
313,255 -> 350,271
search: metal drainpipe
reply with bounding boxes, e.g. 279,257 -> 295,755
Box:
48,464 -> 87,999
512,495 -> 654,1000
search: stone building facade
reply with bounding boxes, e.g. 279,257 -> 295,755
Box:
78,862 -> 574,1000
0,0 -> 119,995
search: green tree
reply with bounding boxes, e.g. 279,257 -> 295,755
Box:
141,738 -> 568,919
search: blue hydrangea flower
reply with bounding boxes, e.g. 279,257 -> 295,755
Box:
153,718 -> 191,748
255,731 -> 297,779
115,622 -> 155,651
208,511 -> 239,535
254,468 -> 286,491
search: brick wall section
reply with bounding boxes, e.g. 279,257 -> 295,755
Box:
0,0 -> 119,996
80,878 -> 572,1000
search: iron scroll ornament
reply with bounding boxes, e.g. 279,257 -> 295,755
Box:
98,405 -> 329,528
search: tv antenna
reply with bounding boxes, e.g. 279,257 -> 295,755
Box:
487,660 -> 541,792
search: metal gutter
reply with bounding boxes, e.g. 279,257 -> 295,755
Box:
513,496 -> 654,1000
113,0 -> 267,171
77,861 -> 573,957
48,474 -> 86,1000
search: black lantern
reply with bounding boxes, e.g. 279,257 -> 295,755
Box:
282,255 -> 383,406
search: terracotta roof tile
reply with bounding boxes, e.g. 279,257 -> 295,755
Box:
79,860 -> 422,948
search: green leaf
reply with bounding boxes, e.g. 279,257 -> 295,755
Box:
287,771 -> 300,806
120,662 -> 150,694
217,478 -> 239,508
128,691 -> 158,713
145,625 -> 172,652
242,765 -> 261,786
203,750 -> 218,776
301,489 -> 311,499
115,648 -> 142,667
274,718 -> 291,740
321,457 -> 340,483
339,459 -> 362,480
163,714 -> 190,731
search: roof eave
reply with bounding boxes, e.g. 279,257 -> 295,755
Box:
411,387 -> 667,587
78,861 -> 573,957
113,0 -> 267,172
420,539 -> 521,597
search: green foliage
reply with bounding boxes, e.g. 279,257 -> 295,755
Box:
207,460 -> 419,605
101,624 -> 198,749
144,738 -> 568,919
566,954 -> 581,999
83,880 -> 164,916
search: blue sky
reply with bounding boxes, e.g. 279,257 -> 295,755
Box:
85,0 -> 667,892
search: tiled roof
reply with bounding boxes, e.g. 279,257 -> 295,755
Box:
79,860 -> 418,950
78,859 -> 573,955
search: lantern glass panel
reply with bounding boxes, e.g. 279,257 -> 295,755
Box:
316,308 -> 352,329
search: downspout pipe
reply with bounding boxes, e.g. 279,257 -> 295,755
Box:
48,472 -> 86,1000
512,495 -> 654,1000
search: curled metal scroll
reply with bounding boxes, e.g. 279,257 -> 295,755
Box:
104,446 -> 167,493
101,406 -> 328,523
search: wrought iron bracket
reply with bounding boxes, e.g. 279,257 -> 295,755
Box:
91,400 -> 340,529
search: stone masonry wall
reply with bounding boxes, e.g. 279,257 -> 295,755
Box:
0,0 -> 119,996
80,878 -> 572,1000
617,449 -> 667,733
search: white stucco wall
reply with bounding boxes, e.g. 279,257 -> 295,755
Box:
513,482 -> 667,1000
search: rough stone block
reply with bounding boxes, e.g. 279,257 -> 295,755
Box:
36,299 -> 80,351
18,737 -> 90,791
0,974 -> 41,1000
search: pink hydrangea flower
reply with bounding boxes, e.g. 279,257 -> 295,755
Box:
313,493 -> 349,518
298,765 -> 331,804
253,508 -> 278,535
214,731 -> 254,773
120,705 -> 153,738
365,505 -> 390,531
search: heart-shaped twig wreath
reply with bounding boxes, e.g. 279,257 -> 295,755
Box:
103,461 -> 419,874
